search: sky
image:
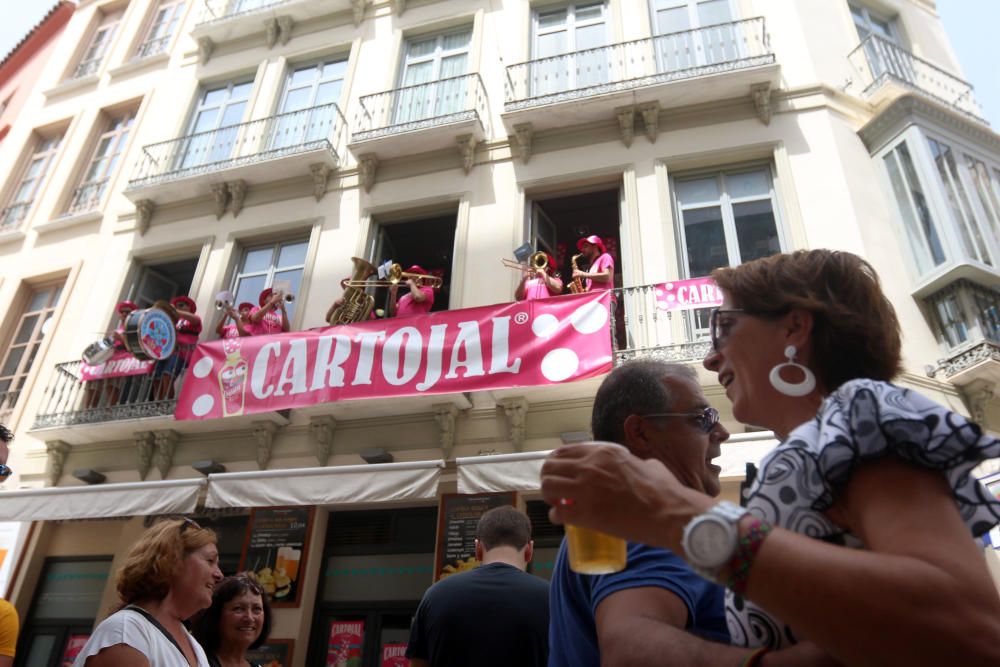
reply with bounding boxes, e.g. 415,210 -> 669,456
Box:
0,1 -> 997,128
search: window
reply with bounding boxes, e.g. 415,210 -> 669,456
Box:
0,283 -> 63,418
926,280 -> 1000,350
135,0 -> 186,59
531,3 -> 607,96
927,138 -> 993,266
231,239 -> 309,320
395,29 -> 472,124
72,9 -> 122,79
180,80 -> 253,169
883,141 -> 946,274
271,57 -> 347,150
66,111 -> 134,215
652,0 -> 737,71
849,3 -> 914,84
0,134 -> 62,231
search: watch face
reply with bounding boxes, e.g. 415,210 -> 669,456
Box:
688,518 -> 733,568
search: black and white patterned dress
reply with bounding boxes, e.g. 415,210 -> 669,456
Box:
727,379 -> 1000,649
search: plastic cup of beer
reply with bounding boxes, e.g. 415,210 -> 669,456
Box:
564,441 -> 628,575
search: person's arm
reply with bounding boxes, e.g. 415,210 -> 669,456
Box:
251,303 -> 272,324
183,312 -> 202,328
388,285 -> 400,317
215,310 -> 232,337
84,644 -> 151,667
407,279 -> 427,303
277,300 -> 290,331
543,270 -> 563,295
515,273 -> 530,301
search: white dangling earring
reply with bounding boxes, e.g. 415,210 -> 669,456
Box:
769,345 -> 816,397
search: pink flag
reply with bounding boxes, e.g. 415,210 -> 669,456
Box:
653,277 -> 723,312
175,292 -> 613,420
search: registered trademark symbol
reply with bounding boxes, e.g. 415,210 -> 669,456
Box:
514,312 -> 529,325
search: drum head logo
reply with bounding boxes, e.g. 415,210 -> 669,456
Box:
139,310 -> 176,360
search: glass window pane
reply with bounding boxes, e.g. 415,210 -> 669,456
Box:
934,292 -> 968,347
203,87 -> 228,107
576,3 -> 604,21
278,241 -> 308,267
442,30 -> 471,51
322,60 -> 348,79
242,247 -> 274,274
896,142 -> 946,266
575,23 -> 605,51
281,87 -> 311,113
1,347 -> 25,377
315,81 -> 342,106
407,37 -> 437,59
14,315 -> 39,345
676,177 -> 720,206
657,6 -> 690,34
231,81 -> 253,100
219,102 -> 246,127
726,170 -> 770,198
234,275 -> 267,307
290,64 -> 318,87
27,288 -> 53,312
682,206 -> 726,277
22,634 -> 57,667
733,200 -> 780,262
539,8 -> 568,30
697,0 -> 732,26
536,31 -> 567,59
929,139 -> 990,264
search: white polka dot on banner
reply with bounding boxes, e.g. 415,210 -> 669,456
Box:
540,347 -> 579,382
192,356 -> 213,378
191,394 -> 214,417
532,313 -> 559,338
569,299 -> 608,334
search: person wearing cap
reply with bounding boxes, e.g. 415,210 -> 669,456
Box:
573,235 -> 614,294
153,296 -> 202,400
389,265 -> 435,318
250,288 -> 290,335
216,302 -> 253,339
111,300 -> 138,350
515,253 -> 563,301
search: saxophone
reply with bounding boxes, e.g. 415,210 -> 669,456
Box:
328,257 -> 377,324
568,253 -> 586,294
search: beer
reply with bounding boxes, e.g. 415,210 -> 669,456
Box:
566,524 -> 627,574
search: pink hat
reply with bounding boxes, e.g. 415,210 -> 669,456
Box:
238,302 -> 255,312
577,235 -> 606,254
545,253 -> 557,268
116,300 -> 138,314
258,288 -> 273,306
170,295 -> 197,313
406,265 -> 428,275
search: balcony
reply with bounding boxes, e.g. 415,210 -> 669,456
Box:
927,279 -> 1000,385
614,285 -> 712,365
348,73 -> 491,163
848,35 -> 986,124
503,18 -> 778,134
192,0 -> 355,51
126,103 -> 347,205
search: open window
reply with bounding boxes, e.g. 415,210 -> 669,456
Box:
366,213 -> 457,314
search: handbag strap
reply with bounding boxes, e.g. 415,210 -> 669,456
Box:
123,605 -> 191,664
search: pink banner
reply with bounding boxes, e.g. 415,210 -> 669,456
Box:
175,292 -> 613,421
381,644 -> 408,667
654,277 -> 723,312
80,351 -> 153,381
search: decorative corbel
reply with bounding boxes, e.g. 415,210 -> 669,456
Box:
309,416 -> 337,466
751,82 -> 772,126
210,183 -> 229,220
227,179 -> 247,218
392,0 -> 406,15
964,380 -> 995,427
615,106 -> 635,148
310,163 -> 332,201
196,37 -> 214,65
456,134 -> 477,174
264,18 -> 279,48
638,101 -> 660,143
154,430 -> 179,479
135,199 -> 154,235
512,123 -> 533,164
358,153 -> 378,193
45,440 -> 71,487
135,432 -> 155,480
434,404 -> 460,459
350,0 -> 366,26
499,397 -> 528,452
252,421 -> 277,470
276,16 -> 293,45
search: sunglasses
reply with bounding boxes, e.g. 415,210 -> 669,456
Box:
178,517 -> 202,535
708,308 -> 747,352
638,406 -> 721,434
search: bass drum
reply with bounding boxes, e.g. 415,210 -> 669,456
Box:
124,307 -> 177,361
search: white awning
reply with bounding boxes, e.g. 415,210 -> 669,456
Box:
456,432 -> 780,494
205,460 -> 444,509
0,479 -> 205,522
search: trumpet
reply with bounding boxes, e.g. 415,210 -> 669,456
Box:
342,263 -> 442,289
501,251 -> 549,274
215,290 -> 235,310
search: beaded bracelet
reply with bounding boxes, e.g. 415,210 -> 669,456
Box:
725,517 -> 772,597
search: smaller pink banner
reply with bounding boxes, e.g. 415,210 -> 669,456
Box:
654,277 -> 723,312
381,643 -> 408,667
81,351 -> 153,381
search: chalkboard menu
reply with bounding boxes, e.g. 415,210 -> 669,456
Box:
240,506 -> 314,607
434,492 -> 516,581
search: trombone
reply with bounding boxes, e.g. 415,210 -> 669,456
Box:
341,262 -> 442,289
501,251 -> 549,274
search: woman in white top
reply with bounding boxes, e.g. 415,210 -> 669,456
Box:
74,518 -> 223,667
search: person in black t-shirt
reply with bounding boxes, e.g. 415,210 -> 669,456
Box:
406,505 -> 550,667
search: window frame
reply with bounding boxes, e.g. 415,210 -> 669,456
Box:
65,110 -> 135,216
0,282 -> 64,418
228,238 -> 311,323
134,0 -> 188,60
71,8 -> 123,79
848,2 -> 901,45
0,133 -> 63,231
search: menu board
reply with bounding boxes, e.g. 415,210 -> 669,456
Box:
381,643 -> 408,667
247,639 -> 293,667
434,492 -> 516,581
327,620 -> 364,667
239,506 -> 314,607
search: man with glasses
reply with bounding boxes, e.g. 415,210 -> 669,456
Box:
548,359 -> 746,667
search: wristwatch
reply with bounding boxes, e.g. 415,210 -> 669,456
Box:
681,500 -> 748,582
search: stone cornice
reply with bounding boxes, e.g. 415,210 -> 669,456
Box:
858,94 -> 999,154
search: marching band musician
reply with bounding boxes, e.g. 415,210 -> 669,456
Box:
251,288 -> 290,334
515,252 -> 562,301
85,300 -> 140,409
389,265 -> 435,318
154,295 -> 202,400
216,302 -> 253,339
111,300 -> 138,350
572,234 -> 614,294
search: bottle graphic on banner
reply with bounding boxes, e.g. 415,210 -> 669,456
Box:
219,337 -> 248,417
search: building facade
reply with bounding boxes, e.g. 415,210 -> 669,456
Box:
0,0 -> 998,665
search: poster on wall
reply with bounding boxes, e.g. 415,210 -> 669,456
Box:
247,639 -> 293,667
239,507 -> 314,607
434,492 -> 517,581
381,642 -> 408,667
60,634 -> 89,666
327,620 -> 364,667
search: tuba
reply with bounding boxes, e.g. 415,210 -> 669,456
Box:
568,253 -> 587,294
329,257 -> 377,325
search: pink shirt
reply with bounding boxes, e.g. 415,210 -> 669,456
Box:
395,287 -> 435,318
586,253 -> 614,291
522,276 -> 562,301
251,307 -> 284,335
221,323 -> 242,339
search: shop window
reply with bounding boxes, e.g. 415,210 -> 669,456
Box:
526,499 -> 565,581
65,111 -> 135,216
135,0 -> 186,60
230,238 -> 309,321
0,282 -> 63,420
366,215 -> 456,313
71,9 -> 122,79
0,133 -> 62,232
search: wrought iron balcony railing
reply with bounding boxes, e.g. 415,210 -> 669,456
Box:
65,179 -> 108,216
129,102 -> 347,189
197,0 -> 290,25
0,202 -> 30,232
135,35 -> 171,60
0,388 -> 19,424
612,284 -> 714,366
848,35 -> 985,122
352,73 -> 491,142
927,279 -> 1000,378
33,344 -> 199,429
505,17 -> 773,110
71,57 -> 102,80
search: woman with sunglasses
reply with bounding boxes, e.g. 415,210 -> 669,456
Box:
193,575 -> 271,667
73,518 -> 223,666
541,249 -> 1000,666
